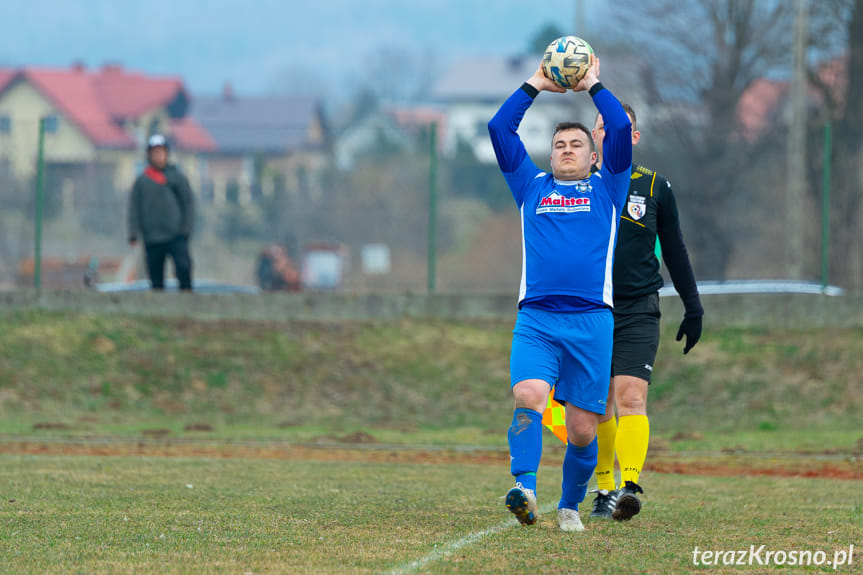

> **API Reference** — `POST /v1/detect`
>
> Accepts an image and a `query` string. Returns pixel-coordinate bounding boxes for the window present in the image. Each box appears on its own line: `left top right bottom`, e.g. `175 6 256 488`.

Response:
43 115 59 134
0 115 10 134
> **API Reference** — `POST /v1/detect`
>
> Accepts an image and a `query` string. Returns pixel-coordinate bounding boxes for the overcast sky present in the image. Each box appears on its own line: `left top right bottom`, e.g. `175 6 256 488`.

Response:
2 0 607 100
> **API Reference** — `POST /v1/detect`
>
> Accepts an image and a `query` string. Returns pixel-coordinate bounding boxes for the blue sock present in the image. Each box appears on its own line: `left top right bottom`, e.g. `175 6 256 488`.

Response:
508 407 542 493
559 436 598 510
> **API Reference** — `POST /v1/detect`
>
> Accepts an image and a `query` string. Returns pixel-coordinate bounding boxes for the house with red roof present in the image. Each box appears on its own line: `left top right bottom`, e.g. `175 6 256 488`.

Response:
735 54 847 142
0 63 215 202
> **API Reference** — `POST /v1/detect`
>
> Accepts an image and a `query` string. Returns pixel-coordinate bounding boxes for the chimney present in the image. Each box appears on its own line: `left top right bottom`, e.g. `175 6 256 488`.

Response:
222 81 234 102
71 60 86 73
101 62 123 74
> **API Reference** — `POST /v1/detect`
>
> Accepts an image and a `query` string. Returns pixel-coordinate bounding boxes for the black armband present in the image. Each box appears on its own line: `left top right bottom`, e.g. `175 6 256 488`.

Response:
520 82 539 99
589 82 605 97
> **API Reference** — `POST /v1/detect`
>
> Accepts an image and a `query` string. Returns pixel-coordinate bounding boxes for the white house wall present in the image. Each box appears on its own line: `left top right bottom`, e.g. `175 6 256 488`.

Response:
0 80 96 178
445 97 598 165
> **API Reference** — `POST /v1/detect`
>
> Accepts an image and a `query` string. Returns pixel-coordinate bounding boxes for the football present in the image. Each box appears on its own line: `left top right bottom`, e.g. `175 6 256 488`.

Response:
541 36 594 89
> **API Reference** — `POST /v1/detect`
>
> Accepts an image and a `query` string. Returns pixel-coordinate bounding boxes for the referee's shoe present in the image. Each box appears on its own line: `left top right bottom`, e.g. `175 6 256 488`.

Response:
612 481 644 521
589 488 618 519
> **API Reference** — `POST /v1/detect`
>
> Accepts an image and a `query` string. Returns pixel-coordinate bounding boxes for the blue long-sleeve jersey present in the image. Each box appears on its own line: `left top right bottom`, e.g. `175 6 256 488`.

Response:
488 83 632 310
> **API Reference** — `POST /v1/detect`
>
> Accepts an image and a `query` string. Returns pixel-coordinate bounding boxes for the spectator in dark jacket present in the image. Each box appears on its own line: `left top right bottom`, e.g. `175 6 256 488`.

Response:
127 134 195 290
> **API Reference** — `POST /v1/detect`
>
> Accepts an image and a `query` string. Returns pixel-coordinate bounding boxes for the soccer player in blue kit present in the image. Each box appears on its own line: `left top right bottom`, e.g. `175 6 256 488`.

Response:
488 54 632 532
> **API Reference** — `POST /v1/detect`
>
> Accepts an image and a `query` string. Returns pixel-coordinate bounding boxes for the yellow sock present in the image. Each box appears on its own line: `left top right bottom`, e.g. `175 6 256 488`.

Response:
594 417 618 491
616 415 649 485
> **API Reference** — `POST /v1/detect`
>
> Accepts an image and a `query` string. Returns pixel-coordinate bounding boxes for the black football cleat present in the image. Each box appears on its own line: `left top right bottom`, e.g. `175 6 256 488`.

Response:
589 488 618 519
612 481 644 521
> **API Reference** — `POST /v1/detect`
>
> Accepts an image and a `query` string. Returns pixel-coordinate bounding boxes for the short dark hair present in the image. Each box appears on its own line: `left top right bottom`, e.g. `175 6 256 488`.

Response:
596 102 635 131
552 121 595 152
596 103 637 130
621 103 637 129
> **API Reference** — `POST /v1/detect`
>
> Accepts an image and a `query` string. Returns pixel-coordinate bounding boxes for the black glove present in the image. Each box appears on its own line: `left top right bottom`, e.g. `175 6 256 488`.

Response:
676 316 702 355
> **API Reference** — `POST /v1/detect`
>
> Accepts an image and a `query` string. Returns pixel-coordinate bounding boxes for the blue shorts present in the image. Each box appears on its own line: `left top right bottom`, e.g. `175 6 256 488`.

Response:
510 306 613 415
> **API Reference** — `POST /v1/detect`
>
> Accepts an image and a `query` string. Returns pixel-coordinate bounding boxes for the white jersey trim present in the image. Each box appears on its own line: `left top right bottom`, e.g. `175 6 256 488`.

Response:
518 204 527 304
603 204 617 307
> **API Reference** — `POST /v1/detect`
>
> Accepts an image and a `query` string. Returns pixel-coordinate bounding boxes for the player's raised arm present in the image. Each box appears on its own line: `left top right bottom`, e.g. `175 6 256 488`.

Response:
488 64 565 175
576 56 631 177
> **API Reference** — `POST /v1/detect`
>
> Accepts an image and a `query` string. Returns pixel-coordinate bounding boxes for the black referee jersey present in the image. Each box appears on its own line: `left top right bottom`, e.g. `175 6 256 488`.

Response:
613 164 702 317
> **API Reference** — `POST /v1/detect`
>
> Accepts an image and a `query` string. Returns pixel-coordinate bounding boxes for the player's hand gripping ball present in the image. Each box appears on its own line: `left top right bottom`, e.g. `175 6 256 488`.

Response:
541 36 594 89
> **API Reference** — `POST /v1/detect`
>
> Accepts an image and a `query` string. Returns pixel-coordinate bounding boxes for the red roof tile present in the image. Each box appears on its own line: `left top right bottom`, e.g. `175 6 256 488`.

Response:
386 106 448 153
23 67 134 148
170 117 217 152
93 66 185 118
737 78 788 141
0 64 206 150
813 54 847 108
736 54 848 142
0 69 17 92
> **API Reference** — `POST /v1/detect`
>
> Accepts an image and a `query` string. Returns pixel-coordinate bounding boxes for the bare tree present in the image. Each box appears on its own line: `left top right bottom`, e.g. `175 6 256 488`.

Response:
806 0 862 287
359 44 441 105
829 0 863 286
611 0 793 280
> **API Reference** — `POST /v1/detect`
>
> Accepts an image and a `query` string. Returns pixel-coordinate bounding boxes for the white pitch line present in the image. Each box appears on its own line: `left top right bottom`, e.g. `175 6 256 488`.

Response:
386 502 558 575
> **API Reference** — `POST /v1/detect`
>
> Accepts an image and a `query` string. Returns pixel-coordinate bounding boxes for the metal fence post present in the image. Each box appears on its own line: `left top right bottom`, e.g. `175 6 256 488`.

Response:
34 117 46 293
427 122 438 293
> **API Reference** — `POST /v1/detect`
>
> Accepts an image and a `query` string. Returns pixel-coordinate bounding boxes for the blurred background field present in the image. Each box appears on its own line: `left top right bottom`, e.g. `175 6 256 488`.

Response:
2 0 862 293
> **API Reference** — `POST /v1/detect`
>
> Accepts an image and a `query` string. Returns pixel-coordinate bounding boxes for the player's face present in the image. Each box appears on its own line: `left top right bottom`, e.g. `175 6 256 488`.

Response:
592 113 639 167
592 115 605 161
550 129 595 181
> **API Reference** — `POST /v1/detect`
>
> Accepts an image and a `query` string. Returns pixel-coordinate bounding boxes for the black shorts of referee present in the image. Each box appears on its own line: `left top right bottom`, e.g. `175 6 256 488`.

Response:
612 292 661 384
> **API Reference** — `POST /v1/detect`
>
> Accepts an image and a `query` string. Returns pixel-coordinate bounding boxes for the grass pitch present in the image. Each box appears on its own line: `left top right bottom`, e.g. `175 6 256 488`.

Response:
1 450 861 574
1 310 861 573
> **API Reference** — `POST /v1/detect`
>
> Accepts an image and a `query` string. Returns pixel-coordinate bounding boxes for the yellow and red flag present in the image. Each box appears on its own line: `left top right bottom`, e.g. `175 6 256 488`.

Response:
542 395 568 443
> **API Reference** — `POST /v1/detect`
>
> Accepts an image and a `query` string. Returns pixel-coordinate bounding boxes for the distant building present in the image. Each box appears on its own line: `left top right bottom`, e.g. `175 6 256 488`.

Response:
191 84 330 204
735 54 847 143
0 63 215 198
334 105 446 170
432 53 653 163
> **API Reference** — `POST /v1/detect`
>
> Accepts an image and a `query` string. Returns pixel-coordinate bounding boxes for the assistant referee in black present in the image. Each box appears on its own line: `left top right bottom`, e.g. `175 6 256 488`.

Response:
588 103 703 521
